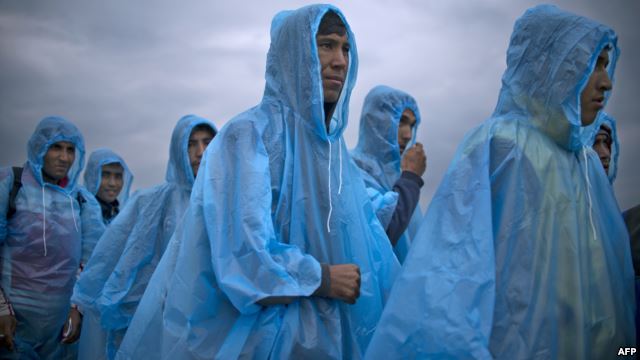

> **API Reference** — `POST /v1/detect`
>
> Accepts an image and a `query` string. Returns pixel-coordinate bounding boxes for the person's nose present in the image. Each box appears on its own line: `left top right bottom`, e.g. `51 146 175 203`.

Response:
196 142 206 158
331 48 347 70
599 71 612 92
60 150 72 163
400 127 412 142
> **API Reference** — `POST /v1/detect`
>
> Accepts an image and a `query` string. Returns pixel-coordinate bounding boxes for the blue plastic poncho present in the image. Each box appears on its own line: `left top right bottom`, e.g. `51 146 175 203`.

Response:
351 85 423 262
0 116 102 359
366 5 634 359
71 115 216 359
117 5 399 359
582 112 619 183
76 148 133 360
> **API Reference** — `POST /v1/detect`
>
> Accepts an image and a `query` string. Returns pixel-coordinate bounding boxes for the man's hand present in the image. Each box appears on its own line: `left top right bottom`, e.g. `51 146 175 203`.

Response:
60 307 82 344
401 142 427 176
0 315 16 351
328 264 361 304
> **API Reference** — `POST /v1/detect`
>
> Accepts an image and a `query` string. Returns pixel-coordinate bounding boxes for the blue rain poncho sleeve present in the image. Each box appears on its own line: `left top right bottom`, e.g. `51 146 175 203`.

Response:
202 120 322 314
369 127 496 359
71 190 142 312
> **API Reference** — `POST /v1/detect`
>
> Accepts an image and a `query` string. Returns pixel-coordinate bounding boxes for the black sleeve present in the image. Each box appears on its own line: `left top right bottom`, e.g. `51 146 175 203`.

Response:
387 171 424 246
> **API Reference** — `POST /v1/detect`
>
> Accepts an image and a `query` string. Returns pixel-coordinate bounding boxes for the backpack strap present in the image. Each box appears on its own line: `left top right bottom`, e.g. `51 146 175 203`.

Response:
7 167 23 219
6 167 83 218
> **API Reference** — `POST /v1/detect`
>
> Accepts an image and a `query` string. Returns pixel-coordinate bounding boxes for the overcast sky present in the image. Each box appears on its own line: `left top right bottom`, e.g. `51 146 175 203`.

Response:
1 0 638 211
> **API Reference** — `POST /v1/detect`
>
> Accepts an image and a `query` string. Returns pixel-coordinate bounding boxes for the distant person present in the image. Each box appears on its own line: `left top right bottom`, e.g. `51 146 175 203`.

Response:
366 5 634 359
351 85 426 262
0 116 103 359
84 148 133 225
117 5 399 359
71 115 216 359
75 148 133 360
589 113 617 180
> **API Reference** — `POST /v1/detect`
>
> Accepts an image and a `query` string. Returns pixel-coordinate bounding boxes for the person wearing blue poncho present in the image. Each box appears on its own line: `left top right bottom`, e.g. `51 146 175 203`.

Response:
79 148 134 265
71 115 216 359
0 116 103 359
351 85 426 263
366 5 635 359
74 148 134 360
117 5 399 359
84 148 134 226
587 113 617 182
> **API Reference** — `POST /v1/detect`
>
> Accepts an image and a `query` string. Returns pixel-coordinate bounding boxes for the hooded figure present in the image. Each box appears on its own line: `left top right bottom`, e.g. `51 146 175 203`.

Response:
583 112 618 183
84 148 134 224
351 85 424 263
366 5 634 359
71 115 216 359
0 116 102 359
76 148 133 360
117 5 399 359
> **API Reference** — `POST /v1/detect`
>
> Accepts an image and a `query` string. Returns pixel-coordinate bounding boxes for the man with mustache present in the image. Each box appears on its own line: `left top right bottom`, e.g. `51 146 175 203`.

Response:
0 117 103 359
117 5 399 359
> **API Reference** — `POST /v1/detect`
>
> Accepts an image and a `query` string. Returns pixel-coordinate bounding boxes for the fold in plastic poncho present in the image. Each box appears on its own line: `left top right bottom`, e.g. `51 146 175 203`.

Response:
351 85 423 263
117 5 399 359
0 116 102 359
582 112 619 183
366 5 634 359
71 115 217 359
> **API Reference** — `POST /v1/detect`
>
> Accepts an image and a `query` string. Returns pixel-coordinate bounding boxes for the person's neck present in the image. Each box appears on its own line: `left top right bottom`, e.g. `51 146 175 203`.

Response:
42 172 59 185
324 102 336 132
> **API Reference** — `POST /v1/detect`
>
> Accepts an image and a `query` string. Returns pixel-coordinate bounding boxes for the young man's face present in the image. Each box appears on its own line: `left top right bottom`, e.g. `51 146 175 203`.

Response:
398 108 416 155
97 162 124 203
580 49 612 126
42 141 75 183
316 32 350 103
592 126 612 175
188 128 215 177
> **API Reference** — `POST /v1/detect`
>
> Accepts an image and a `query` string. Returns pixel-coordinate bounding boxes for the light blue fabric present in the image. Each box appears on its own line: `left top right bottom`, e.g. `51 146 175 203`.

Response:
582 112 619 183
77 149 133 360
351 85 422 262
84 148 134 209
366 5 634 359
71 115 216 359
117 5 399 359
0 116 103 359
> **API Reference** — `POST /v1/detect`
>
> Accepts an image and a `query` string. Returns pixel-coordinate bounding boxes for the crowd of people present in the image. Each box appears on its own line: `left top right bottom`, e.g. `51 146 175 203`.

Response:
0 3 638 359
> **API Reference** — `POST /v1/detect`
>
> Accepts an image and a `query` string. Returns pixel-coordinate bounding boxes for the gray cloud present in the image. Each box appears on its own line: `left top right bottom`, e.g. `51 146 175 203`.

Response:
1 0 638 212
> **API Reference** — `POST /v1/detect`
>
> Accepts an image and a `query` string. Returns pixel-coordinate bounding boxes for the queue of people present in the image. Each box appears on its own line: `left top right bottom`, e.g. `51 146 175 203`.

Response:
0 3 637 359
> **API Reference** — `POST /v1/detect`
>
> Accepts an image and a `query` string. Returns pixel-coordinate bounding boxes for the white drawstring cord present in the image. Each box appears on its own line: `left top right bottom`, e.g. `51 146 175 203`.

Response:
327 139 333 233
338 139 343 195
67 193 79 233
583 148 597 240
42 186 47 256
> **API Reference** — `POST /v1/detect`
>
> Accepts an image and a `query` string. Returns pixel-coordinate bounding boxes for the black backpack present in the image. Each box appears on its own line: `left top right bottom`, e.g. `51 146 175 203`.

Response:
7 166 84 218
